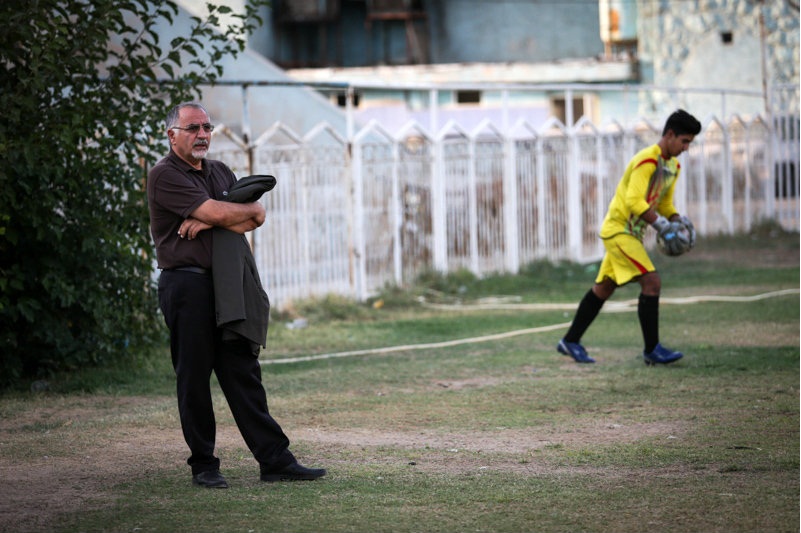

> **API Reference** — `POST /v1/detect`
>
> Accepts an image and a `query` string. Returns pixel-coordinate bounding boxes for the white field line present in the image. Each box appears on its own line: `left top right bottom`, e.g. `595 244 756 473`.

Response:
420 288 801 313
260 289 799 366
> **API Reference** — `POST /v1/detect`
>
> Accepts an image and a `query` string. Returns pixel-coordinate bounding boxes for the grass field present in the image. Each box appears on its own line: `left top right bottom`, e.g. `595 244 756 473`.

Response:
0 228 798 533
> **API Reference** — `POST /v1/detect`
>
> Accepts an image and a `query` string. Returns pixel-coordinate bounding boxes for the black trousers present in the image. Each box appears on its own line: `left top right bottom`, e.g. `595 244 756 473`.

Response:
158 270 296 475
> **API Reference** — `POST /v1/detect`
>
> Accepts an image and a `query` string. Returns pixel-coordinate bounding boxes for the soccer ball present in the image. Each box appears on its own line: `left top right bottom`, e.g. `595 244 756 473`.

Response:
656 221 693 257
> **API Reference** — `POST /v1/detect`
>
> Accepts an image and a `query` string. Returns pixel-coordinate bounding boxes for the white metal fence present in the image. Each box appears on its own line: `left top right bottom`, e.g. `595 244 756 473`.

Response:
208 110 799 309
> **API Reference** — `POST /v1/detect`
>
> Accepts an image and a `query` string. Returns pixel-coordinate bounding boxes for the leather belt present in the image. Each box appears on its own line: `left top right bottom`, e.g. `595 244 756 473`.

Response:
168 266 210 275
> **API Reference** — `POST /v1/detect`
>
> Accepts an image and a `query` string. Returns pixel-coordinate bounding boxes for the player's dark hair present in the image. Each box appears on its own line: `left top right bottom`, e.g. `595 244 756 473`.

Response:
663 109 702 136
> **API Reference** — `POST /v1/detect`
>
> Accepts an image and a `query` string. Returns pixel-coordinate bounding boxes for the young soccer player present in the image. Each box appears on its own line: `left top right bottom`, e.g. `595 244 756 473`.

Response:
557 109 702 365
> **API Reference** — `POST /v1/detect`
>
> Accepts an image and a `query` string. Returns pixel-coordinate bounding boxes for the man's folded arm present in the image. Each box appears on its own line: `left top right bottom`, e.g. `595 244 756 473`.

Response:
191 199 266 233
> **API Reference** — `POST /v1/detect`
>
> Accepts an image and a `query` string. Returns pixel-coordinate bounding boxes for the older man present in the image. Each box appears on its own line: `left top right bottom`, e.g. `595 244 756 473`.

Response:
147 101 325 488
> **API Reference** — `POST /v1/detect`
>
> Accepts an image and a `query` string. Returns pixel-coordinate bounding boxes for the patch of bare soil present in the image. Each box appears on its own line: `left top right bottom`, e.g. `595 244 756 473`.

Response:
293 419 682 462
0 395 686 533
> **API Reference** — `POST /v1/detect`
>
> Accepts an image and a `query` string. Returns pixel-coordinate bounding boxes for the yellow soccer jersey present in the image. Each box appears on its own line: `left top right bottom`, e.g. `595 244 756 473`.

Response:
599 144 681 241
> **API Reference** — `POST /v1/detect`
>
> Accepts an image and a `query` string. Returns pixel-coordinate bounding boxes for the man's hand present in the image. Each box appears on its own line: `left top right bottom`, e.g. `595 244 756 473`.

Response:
225 216 264 235
179 218 212 240
252 203 266 226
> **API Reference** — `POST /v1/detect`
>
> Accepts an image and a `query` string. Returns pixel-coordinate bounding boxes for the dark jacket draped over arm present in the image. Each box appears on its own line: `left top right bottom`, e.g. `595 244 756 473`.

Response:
212 175 276 347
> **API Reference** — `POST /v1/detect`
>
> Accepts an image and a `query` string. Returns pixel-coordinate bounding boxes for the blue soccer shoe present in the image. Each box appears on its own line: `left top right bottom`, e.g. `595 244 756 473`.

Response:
557 339 595 364
643 343 684 365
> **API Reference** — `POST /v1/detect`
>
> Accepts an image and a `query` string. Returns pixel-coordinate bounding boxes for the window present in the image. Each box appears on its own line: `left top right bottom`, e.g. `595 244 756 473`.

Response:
456 90 481 105
551 97 584 125
335 91 361 107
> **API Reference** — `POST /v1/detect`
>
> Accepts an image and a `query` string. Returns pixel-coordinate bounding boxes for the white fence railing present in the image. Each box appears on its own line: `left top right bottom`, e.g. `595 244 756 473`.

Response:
208 112 799 309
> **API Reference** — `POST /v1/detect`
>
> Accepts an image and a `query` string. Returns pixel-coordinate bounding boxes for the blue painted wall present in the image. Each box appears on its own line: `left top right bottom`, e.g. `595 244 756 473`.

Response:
426 0 604 63
262 0 605 67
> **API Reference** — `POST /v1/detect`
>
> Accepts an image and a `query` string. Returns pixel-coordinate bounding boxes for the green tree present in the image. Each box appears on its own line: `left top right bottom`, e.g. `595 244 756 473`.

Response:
0 0 269 389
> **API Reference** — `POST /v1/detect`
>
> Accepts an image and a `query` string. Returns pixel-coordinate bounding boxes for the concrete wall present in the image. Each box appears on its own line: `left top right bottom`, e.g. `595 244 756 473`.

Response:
637 0 799 118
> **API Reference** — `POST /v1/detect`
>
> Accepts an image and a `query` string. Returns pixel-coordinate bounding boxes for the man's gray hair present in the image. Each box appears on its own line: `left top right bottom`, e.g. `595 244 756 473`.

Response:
165 102 210 131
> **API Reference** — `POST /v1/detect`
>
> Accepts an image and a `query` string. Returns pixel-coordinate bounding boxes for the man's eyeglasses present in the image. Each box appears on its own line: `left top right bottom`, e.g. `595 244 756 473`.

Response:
171 123 215 134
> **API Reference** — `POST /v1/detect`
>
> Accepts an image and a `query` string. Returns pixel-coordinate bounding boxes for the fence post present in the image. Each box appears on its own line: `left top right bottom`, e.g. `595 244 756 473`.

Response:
392 140 403 285
765 114 776 221
346 86 355 143
535 138 547 259
429 89 439 133
468 138 479 274
299 148 312 298
241 84 253 176
594 132 605 259
722 122 735 233
696 139 708 234
744 120 753 232
432 136 448 272
567 130 583 261
503 136 519 272
351 140 367 301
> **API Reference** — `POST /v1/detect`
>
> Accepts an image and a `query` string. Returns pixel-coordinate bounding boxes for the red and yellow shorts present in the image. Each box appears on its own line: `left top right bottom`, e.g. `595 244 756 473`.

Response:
595 233 655 286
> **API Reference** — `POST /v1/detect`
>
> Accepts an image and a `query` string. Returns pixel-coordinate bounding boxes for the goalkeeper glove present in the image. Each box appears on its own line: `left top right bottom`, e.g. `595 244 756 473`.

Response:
678 215 696 249
653 216 687 256
652 215 671 234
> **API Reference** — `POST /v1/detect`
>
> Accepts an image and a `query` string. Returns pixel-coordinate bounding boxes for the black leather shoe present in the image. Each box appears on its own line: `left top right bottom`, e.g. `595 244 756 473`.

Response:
192 470 229 488
260 462 327 482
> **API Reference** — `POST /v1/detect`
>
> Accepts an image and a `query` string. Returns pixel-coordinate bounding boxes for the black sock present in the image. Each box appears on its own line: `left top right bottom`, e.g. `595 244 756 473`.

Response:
638 293 660 353
564 289 605 343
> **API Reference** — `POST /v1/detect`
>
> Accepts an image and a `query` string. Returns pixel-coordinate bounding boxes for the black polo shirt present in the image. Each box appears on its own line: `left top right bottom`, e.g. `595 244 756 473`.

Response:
147 150 237 270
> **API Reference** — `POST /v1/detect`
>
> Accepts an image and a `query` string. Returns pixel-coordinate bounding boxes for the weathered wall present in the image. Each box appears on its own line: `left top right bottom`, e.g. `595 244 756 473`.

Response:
425 0 605 63
638 0 799 117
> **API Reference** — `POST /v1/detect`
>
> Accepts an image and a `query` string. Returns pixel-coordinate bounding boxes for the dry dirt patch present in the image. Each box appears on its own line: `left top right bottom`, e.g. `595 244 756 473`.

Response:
0 394 684 532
